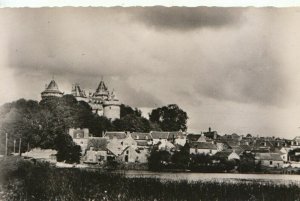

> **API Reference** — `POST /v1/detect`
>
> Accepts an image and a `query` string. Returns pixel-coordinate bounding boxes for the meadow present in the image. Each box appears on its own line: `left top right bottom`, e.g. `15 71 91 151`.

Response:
1 157 300 201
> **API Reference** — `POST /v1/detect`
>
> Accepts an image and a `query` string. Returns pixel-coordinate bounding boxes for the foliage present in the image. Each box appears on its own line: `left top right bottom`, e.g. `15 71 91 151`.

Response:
171 145 190 169
148 149 171 171
288 148 300 162
149 104 188 131
1 158 300 201
120 104 142 118
238 152 256 173
112 114 151 132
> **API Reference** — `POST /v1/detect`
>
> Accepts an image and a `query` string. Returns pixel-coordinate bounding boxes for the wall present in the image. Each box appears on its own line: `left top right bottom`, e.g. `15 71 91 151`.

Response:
103 104 120 120
190 148 218 155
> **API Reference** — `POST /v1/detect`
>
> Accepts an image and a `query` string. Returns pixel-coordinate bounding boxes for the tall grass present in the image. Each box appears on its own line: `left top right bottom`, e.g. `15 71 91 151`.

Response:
1 157 300 201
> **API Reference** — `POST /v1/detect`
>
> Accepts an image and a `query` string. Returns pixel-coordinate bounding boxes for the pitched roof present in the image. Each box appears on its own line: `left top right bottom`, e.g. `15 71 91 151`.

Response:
189 142 217 150
167 131 185 140
187 134 201 142
104 132 127 140
131 132 152 140
255 153 283 161
137 141 149 146
214 150 232 158
150 131 170 139
87 137 108 151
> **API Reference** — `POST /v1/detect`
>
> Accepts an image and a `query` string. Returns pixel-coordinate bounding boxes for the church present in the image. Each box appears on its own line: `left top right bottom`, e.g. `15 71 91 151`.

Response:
41 79 121 120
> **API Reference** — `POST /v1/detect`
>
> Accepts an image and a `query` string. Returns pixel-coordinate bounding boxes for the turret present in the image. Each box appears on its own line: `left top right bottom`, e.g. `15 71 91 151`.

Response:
71 83 87 102
41 79 63 99
103 90 121 120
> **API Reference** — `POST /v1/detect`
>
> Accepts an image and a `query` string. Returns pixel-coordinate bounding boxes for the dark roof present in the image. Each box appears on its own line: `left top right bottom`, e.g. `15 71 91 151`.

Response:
131 132 152 140
151 131 170 139
87 137 108 151
136 141 149 146
187 134 201 142
167 131 185 140
214 150 232 158
104 132 127 140
189 142 217 150
255 153 282 161
239 145 252 151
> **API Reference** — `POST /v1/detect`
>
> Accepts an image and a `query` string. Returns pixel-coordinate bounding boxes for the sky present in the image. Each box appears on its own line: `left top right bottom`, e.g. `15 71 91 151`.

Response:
1 7 300 138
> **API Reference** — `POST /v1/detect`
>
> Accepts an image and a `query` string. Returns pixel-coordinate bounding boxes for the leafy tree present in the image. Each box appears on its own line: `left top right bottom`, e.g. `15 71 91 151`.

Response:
171 145 190 169
148 149 171 171
238 152 255 173
120 104 142 118
112 114 151 132
149 104 188 131
289 148 300 162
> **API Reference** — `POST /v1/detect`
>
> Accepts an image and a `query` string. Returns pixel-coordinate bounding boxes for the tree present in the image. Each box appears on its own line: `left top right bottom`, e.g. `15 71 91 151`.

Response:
288 148 300 162
55 133 81 163
120 104 142 118
112 114 151 132
238 152 255 173
171 146 190 169
148 149 171 171
149 104 188 131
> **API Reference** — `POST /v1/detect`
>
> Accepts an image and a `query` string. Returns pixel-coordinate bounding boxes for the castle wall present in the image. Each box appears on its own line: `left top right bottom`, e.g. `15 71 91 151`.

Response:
103 104 120 120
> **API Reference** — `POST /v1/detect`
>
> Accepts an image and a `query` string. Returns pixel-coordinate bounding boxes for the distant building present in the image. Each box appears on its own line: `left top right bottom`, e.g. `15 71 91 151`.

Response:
41 78 121 120
71 80 121 120
41 79 64 99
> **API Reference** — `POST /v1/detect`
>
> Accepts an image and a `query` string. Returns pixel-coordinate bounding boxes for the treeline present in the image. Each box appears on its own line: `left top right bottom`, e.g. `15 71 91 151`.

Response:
0 95 188 163
148 146 261 173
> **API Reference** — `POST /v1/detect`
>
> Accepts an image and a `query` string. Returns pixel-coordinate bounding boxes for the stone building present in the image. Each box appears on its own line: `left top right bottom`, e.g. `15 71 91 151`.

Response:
41 78 121 120
71 80 121 120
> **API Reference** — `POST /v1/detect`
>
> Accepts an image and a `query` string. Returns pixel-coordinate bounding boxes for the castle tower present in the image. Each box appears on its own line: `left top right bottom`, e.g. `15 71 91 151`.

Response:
103 90 121 120
41 79 63 99
93 80 109 101
71 83 87 102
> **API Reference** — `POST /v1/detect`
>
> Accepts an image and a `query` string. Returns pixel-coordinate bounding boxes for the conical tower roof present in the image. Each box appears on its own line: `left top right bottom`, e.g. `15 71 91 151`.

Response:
46 80 60 91
41 79 63 99
96 80 108 93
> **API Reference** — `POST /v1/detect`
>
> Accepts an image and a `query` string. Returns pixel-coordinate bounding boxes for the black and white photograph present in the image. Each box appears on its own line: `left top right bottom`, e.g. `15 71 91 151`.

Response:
1 3 300 200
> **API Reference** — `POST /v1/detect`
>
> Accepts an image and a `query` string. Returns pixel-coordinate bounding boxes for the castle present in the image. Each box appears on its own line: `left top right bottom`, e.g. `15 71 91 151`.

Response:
41 79 121 120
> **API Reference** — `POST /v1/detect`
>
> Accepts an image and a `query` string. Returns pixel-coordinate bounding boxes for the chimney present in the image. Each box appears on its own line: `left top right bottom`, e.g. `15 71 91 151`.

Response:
209 127 211 132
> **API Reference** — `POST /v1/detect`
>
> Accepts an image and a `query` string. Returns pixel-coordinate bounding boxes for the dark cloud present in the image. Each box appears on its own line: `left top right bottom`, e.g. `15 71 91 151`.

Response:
133 7 245 31
1 7 300 138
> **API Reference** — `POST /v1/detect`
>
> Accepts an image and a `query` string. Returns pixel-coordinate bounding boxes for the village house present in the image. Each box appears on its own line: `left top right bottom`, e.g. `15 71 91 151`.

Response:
69 128 90 154
189 141 218 155
84 137 108 164
130 132 153 148
119 146 148 163
255 153 284 168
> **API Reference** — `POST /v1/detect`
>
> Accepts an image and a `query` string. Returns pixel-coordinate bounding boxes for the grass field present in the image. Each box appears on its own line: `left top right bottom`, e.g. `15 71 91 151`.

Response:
1 157 300 201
